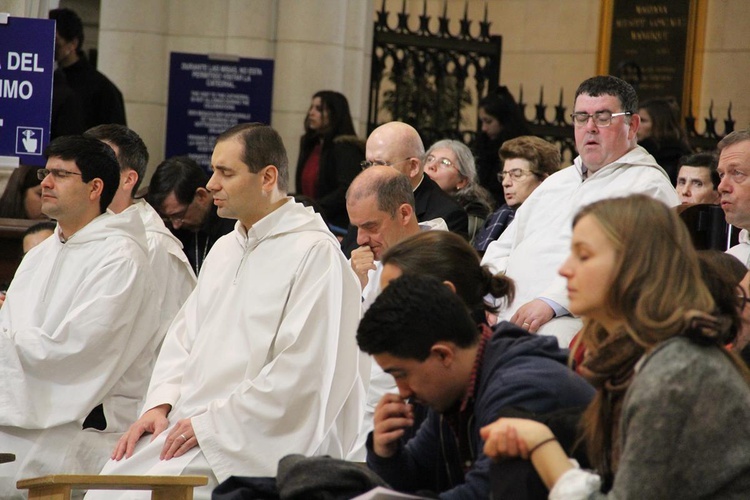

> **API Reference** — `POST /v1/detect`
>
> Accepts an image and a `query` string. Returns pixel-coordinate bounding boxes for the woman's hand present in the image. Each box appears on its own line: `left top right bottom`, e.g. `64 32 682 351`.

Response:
480 417 555 460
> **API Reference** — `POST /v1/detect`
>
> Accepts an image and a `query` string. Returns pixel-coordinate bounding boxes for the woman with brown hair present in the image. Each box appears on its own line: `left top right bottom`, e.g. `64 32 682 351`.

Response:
637 97 692 184
0 165 46 219
473 136 561 254
380 230 512 319
481 194 750 498
473 86 531 202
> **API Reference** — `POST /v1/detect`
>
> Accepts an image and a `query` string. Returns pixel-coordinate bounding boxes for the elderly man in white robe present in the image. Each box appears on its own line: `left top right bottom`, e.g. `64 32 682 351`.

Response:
85 124 196 332
88 123 365 500
0 136 162 498
482 76 679 347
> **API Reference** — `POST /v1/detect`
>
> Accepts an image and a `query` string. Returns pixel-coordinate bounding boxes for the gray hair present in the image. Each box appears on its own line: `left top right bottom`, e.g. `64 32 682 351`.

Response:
425 139 494 212
426 139 478 185
718 129 750 153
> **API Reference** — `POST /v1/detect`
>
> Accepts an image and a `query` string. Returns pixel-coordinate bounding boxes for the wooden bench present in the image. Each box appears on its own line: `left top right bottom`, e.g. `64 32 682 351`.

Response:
16 475 208 500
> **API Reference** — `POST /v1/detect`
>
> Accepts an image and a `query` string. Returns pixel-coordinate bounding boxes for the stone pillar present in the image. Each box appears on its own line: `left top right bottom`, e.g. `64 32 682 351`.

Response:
98 0 169 186
273 0 373 189
96 0 372 190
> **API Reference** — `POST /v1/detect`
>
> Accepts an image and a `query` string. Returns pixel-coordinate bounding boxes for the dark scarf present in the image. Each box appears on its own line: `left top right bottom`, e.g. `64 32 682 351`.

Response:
580 315 728 491
580 330 644 491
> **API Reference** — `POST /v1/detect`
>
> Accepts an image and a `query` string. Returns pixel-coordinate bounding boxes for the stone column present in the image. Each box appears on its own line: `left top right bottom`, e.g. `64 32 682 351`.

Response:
96 0 372 189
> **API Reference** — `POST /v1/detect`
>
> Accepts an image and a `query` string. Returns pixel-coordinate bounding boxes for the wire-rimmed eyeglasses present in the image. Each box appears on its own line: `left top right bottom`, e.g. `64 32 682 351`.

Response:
424 155 456 170
497 168 540 182
37 168 83 180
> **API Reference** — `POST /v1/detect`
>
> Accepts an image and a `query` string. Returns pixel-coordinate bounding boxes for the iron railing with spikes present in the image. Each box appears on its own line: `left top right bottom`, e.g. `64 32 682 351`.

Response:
369 0 502 146
518 85 735 159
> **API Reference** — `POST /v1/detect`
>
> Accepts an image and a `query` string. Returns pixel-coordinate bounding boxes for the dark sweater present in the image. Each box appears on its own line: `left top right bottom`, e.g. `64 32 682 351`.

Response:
367 323 594 499
60 56 126 129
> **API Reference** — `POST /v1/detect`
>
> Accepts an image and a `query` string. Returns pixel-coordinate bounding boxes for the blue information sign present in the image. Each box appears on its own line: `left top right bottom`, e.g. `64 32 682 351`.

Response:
0 15 55 166
165 52 274 169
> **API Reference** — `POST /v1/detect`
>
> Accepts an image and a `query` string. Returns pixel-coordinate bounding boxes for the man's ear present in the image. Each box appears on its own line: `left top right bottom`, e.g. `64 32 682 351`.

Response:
628 113 641 142
397 203 414 225
430 343 455 366
89 178 104 202
194 187 211 205
442 280 457 294
408 157 421 179
261 165 279 193
121 169 138 191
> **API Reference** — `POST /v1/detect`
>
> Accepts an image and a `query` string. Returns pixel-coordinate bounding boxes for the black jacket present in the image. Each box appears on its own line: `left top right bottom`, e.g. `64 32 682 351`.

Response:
414 175 468 238
295 135 365 229
60 56 126 129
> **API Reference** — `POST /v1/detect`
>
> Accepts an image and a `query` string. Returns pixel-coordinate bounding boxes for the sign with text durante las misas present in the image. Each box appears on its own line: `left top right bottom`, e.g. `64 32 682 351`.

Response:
165 52 274 171
0 14 55 167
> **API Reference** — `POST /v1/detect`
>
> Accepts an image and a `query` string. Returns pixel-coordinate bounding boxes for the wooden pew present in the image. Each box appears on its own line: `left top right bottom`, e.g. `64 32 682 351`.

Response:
17 475 208 500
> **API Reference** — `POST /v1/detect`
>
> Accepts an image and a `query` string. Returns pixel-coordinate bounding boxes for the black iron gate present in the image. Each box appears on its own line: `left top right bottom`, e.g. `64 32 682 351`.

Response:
368 0 502 147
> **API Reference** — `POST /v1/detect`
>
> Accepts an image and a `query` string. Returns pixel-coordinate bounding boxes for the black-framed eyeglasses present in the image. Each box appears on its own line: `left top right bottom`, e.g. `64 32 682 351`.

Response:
498 168 540 182
360 158 413 170
570 111 631 127
37 168 83 180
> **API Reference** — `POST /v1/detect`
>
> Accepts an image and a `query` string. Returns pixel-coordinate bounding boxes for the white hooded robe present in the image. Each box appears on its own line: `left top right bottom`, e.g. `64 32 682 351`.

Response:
0 210 162 498
482 146 680 346
88 199 365 500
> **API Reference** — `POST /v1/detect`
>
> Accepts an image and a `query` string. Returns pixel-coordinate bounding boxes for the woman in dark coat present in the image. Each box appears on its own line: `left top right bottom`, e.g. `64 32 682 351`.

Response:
296 91 364 233
637 97 692 184
473 86 530 203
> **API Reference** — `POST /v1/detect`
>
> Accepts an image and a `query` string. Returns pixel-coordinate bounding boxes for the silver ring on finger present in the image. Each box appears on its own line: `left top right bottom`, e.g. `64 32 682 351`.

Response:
180 433 188 442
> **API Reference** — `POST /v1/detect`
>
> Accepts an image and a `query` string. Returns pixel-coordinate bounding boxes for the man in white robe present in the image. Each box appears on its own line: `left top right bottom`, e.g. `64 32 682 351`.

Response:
85 124 196 332
346 166 446 461
88 124 365 500
0 136 162 498
482 76 679 347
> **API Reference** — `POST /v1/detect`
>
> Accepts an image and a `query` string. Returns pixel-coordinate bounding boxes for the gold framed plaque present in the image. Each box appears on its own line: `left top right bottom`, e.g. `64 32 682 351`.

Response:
597 0 707 116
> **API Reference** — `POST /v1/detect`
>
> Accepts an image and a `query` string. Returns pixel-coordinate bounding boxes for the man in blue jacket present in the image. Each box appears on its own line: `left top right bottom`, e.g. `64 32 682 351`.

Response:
358 274 594 499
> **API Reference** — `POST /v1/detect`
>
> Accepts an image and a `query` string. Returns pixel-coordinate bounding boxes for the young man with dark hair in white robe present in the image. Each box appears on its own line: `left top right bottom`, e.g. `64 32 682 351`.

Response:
0 136 162 498
88 124 366 500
